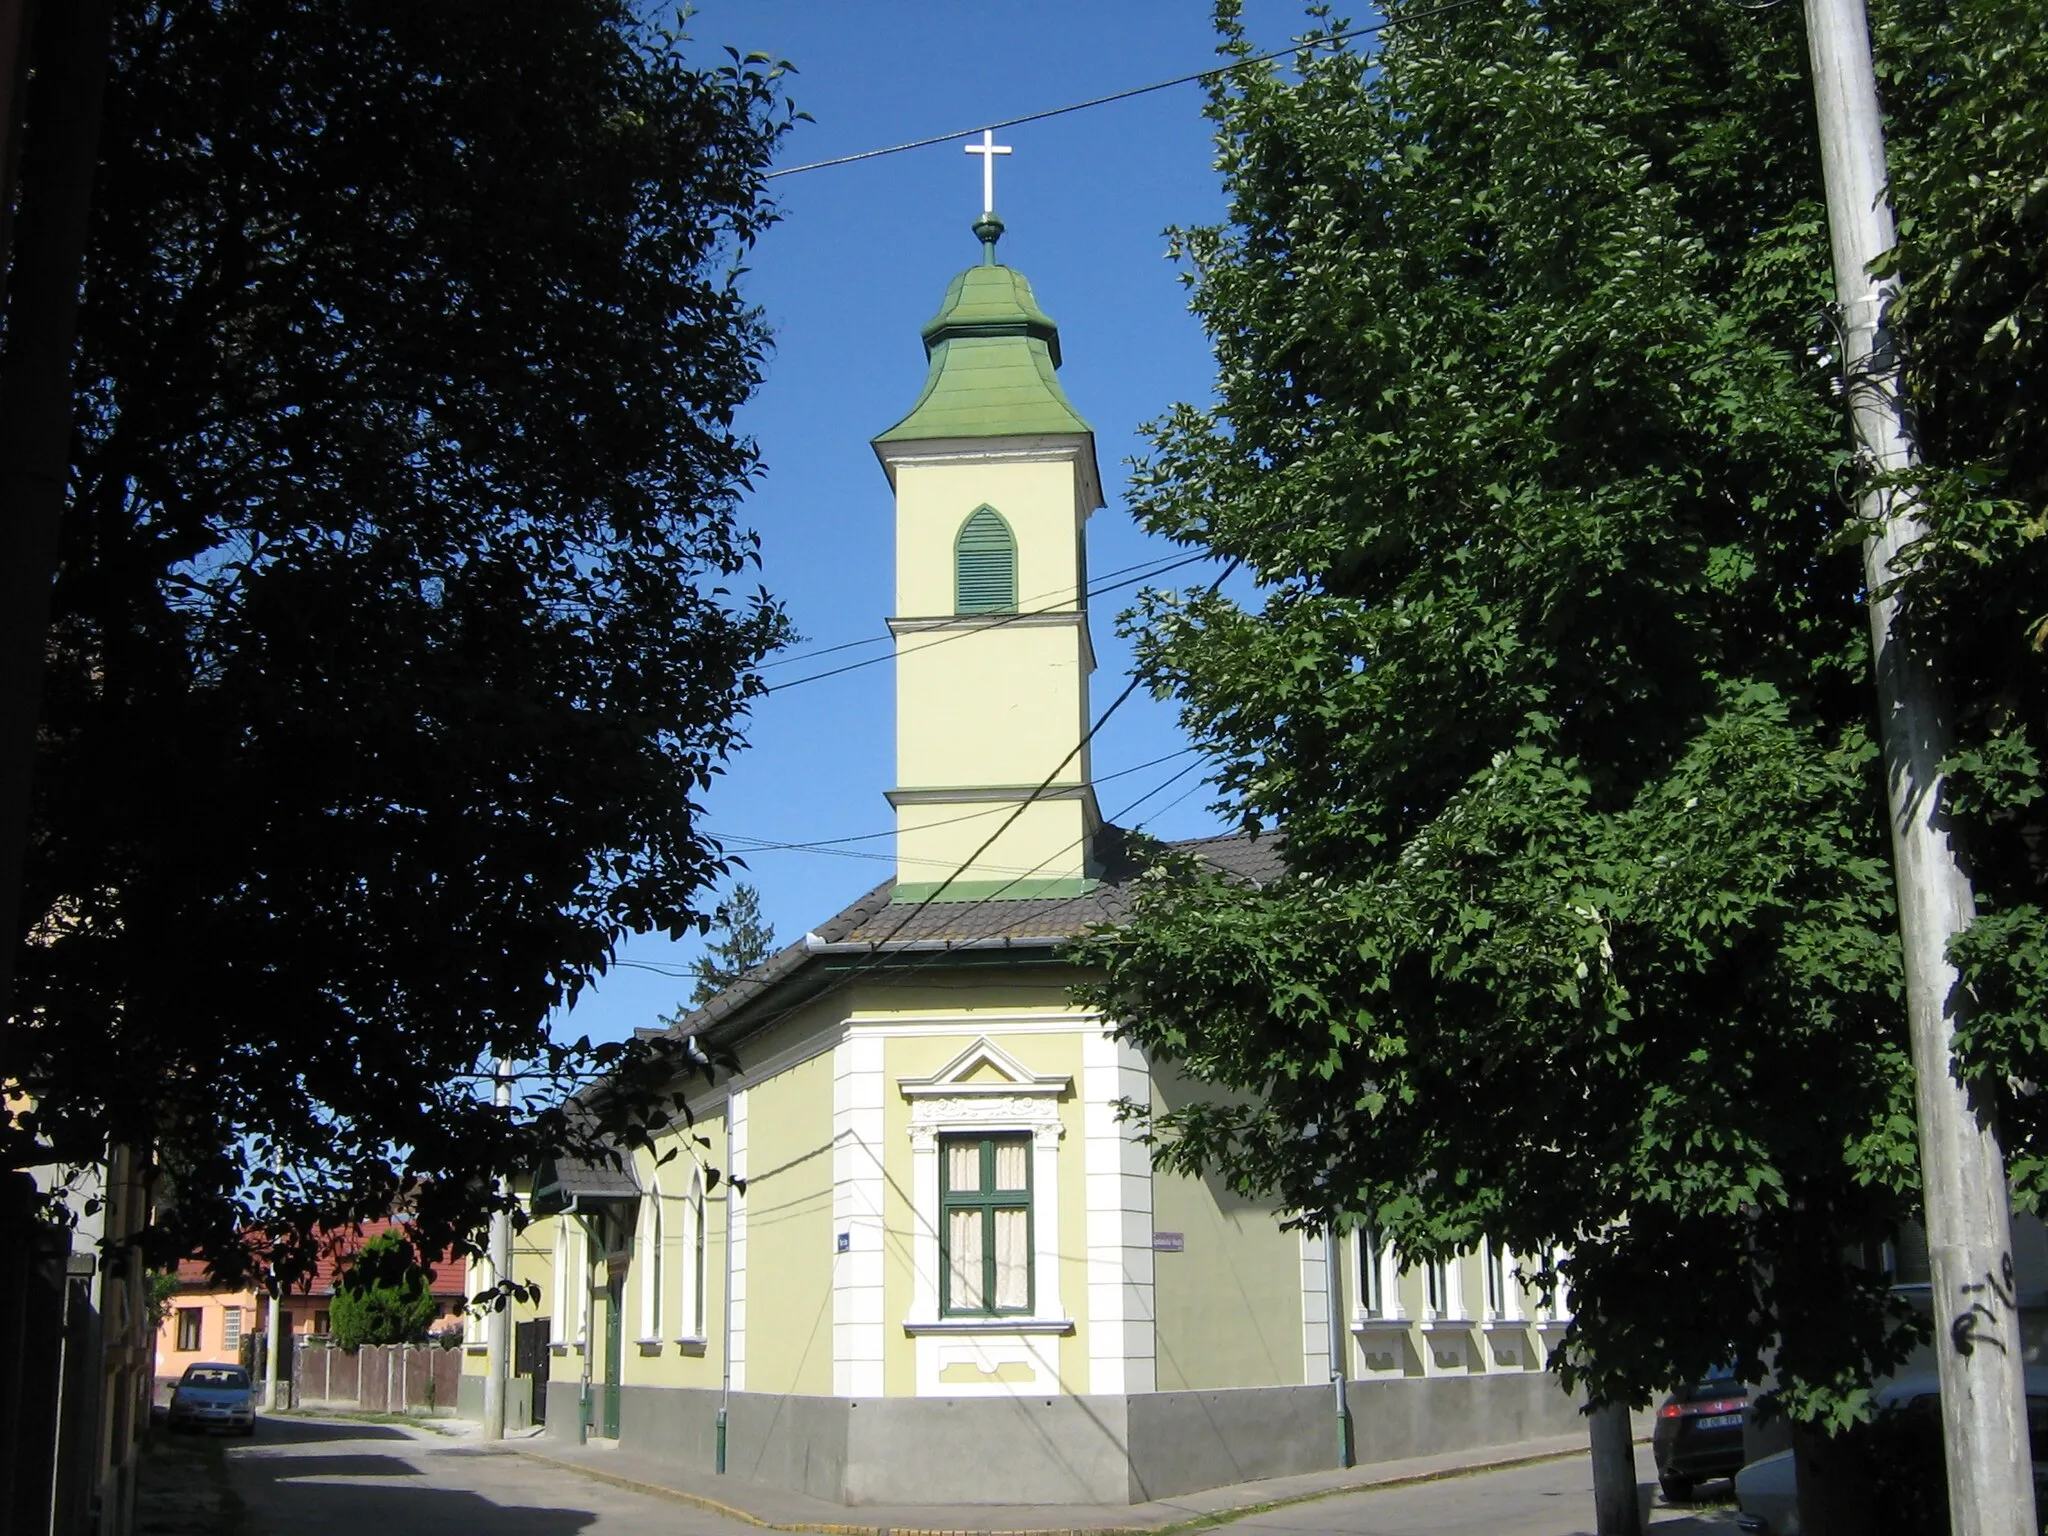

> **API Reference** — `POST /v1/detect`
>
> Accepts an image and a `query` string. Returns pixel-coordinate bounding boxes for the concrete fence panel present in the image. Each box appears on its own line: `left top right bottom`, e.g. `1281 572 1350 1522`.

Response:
290 1343 462 1416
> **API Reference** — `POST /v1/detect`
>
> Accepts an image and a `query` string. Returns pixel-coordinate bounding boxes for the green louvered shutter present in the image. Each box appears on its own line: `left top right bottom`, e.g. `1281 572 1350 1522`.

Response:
955 506 1017 614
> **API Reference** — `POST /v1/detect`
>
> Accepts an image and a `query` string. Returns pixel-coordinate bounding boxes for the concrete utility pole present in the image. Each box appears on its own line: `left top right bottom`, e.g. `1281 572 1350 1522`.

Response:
1801 2 2038 1532
263 1150 284 1411
263 1284 281 1410
481 1060 513 1440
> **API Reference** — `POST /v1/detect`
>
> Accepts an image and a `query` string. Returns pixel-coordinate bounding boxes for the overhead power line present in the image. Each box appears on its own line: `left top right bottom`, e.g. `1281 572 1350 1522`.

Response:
617 559 1243 1051
764 549 1213 694
757 548 1204 673
849 556 1239 937
605 744 1215 982
763 0 1489 181
712 744 1200 855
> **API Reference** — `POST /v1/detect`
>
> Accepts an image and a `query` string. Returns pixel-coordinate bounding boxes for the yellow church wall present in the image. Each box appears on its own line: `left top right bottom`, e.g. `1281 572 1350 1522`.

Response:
1149 1163 1305 1391
895 623 1089 790
617 1101 728 1392
512 1224 552 1308
1147 1068 1305 1391
478 1101 738 1399
1397 1264 1426 1322
896 798 1090 893
738 1046 836 1398
853 971 1088 1017
891 455 1087 617
503 974 1130 1405
460 1216 556 1378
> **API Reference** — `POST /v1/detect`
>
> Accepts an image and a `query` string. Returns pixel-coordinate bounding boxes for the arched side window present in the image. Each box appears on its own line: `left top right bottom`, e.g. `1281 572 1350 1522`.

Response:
955 506 1017 615
637 1188 663 1342
689 1170 709 1339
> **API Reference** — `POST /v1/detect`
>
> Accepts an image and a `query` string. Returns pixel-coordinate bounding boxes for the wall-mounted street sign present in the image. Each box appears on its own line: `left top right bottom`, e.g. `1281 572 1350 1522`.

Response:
1152 1232 1185 1253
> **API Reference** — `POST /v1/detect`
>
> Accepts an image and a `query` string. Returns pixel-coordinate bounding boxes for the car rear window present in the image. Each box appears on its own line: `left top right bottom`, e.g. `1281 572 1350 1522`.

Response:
182 1366 249 1387
1682 1375 1747 1402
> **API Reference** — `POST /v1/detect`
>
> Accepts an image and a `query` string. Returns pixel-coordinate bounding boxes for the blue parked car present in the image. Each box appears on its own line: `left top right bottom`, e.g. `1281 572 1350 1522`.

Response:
167 1362 255 1435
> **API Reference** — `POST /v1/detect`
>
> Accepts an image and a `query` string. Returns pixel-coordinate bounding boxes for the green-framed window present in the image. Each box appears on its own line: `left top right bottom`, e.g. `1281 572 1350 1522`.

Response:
955 506 1017 614
940 1133 1032 1316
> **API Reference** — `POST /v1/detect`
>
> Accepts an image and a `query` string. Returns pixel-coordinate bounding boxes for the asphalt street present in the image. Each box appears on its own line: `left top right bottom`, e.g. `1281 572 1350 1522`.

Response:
223 1419 747 1536
217 1417 1747 1536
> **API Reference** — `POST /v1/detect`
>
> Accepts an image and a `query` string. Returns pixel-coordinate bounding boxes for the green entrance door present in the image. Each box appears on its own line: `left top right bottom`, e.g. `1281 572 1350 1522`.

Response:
603 1276 623 1439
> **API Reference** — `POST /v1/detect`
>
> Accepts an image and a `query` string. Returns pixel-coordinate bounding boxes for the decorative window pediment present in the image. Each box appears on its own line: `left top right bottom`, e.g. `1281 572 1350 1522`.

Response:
897 1036 1072 1101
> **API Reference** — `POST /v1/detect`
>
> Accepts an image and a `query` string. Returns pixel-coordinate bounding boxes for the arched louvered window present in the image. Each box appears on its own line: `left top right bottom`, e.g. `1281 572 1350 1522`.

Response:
955 506 1017 614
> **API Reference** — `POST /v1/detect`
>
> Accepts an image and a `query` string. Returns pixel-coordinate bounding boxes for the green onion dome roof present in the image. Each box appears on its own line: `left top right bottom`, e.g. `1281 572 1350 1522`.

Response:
875 215 1093 443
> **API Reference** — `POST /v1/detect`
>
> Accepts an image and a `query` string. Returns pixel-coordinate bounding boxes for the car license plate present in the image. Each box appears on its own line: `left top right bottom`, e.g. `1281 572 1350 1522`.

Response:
1696 1413 1743 1430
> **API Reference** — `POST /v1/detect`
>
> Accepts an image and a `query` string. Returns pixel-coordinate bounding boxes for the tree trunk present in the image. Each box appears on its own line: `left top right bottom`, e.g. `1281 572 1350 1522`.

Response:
1589 1400 1644 1536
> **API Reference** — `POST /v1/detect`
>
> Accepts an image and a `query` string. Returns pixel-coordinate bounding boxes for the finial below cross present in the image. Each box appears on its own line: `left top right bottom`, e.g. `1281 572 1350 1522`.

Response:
964 129 1012 216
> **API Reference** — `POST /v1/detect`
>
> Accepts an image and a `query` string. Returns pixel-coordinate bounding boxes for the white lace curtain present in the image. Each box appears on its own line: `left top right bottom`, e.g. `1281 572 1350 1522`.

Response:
945 1137 1031 1312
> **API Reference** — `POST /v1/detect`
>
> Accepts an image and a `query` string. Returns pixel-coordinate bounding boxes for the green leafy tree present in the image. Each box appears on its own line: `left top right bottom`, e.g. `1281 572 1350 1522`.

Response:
328 1230 439 1352
1878 0 2048 1206
679 883 778 1011
5 0 796 1281
1076 0 2045 1424
145 1271 181 1329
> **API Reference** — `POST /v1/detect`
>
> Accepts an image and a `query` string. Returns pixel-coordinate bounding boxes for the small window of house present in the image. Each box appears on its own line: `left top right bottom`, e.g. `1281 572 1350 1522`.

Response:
940 1133 1031 1316
955 506 1017 614
1356 1228 1384 1318
691 1176 708 1339
222 1305 241 1350
1425 1258 1450 1319
176 1308 202 1352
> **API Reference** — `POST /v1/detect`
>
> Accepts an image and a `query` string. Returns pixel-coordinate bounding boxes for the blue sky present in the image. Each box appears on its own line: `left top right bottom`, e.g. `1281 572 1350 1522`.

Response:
559 3 1327 1045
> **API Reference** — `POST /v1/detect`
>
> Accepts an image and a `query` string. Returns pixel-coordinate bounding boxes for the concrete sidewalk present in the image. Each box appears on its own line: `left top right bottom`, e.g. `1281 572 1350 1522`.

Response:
513 1429 1598 1536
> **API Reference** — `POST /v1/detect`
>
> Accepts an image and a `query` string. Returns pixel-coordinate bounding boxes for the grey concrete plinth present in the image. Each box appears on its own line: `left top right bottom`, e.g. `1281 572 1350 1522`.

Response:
537 1373 1589 1506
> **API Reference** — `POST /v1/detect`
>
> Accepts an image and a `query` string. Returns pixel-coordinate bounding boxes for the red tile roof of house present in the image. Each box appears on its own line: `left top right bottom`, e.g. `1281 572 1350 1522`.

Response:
173 1218 467 1298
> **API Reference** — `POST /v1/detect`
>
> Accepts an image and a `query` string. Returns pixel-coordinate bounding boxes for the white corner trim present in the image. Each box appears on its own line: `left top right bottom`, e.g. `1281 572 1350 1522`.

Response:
833 1032 887 1399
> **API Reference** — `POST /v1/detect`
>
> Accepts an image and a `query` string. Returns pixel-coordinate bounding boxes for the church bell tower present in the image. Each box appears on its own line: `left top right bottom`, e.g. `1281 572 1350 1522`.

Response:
872 163 1103 902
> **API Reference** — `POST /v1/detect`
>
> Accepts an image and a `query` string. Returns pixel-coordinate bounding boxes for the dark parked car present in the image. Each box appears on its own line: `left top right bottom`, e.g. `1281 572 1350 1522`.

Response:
167 1362 255 1435
1735 1370 2048 1535
1654 1369 1749 1501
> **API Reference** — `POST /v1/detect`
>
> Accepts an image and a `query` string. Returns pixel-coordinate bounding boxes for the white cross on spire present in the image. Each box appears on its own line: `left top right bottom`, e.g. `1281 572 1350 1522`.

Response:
964 129 1012 216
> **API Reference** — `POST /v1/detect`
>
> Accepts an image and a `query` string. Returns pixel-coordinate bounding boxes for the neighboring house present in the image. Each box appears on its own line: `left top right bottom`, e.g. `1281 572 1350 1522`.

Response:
464 211 1585 1505
14 1136 154 1536
156 1219 467 1386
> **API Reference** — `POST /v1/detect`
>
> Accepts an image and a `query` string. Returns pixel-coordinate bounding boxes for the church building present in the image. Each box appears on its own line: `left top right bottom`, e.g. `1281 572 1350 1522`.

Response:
462 180 1587 1505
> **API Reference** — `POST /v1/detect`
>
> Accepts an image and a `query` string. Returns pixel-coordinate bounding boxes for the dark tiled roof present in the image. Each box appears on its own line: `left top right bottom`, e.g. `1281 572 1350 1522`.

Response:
530 1152 641 1216
652 826 1284 1047
834 827 1282 944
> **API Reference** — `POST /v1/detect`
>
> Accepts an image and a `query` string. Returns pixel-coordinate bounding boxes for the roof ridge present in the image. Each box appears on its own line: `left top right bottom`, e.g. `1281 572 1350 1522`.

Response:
654 831 1286 1043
